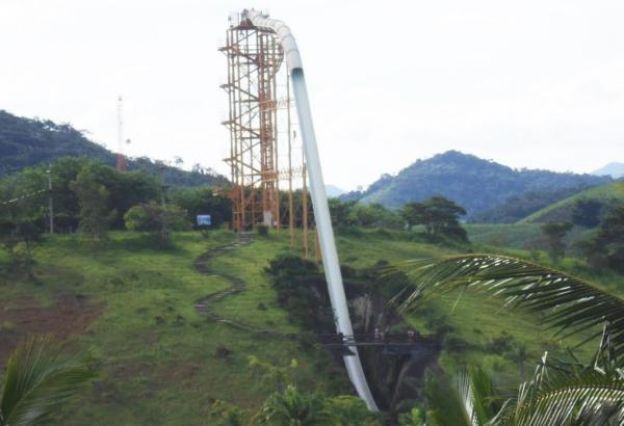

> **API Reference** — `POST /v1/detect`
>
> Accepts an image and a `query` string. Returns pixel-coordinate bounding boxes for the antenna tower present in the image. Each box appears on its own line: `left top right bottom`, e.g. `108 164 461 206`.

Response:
116 96 128 172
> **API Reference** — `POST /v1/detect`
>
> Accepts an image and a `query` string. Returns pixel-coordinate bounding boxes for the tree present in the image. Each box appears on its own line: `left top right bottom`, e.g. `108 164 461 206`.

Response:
572 198 604 228
580 204 624 273
328 199 356 227
0 167 49 233
72 161 159 228
264 255 333 331
0 216 42 276
0 336 96 425
540 221 572 262
124 202 189 247
401 197 468 242
421 346 624 425
169 186 230 228
346 203 401 228
400 203 427 231
69 169 115 240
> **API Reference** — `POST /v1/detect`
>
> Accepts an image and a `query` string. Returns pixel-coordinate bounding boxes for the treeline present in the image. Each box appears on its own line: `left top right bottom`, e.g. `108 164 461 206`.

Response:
328 196 469 243
1 156 470 238
0 109 228 187
0 157 231 239
0 110 111 176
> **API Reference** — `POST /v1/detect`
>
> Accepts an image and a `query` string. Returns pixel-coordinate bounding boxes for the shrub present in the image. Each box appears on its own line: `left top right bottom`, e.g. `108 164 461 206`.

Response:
256 224 269 237
124 202 190 247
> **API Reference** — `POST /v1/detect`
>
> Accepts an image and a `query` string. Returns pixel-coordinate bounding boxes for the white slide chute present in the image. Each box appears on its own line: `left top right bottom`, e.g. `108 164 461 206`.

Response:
242 9 379 411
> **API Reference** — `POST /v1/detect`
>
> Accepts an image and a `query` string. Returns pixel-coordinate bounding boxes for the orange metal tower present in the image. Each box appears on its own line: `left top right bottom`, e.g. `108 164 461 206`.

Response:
220 15 306 236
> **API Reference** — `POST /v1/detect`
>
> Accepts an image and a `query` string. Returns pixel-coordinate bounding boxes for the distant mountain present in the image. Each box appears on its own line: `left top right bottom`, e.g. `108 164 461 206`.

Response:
0 110 228 187
592 162 624 179
348 151 610 218
325 184 346 198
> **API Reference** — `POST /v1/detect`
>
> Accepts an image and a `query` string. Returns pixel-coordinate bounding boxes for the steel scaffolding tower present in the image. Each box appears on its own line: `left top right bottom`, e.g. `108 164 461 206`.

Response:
221 17 303 233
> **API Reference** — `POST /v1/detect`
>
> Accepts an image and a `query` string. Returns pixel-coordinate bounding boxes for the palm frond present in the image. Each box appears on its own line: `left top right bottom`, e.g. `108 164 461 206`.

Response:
0 336 96 426
424 373 473 426
509 371 624 425
254 385 328 425
423 367 503 426
469 366 502 424
392 255 624 357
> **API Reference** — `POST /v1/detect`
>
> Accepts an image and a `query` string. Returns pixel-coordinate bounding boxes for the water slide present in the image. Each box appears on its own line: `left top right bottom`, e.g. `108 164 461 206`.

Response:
241 9 379 412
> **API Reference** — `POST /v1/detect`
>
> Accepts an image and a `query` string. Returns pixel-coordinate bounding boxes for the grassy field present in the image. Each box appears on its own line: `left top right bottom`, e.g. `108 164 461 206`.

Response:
1 231 351 424
465 223 543 250
0 228 621 423
465 222 601 260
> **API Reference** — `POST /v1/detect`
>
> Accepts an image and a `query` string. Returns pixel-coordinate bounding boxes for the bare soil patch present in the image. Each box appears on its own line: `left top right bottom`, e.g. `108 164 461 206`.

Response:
0 293 104 363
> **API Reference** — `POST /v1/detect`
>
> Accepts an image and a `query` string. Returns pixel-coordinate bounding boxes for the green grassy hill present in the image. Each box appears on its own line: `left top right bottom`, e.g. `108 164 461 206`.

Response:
465 223 544 250
0 229 619 423
1 231 343 424
519 180 624 224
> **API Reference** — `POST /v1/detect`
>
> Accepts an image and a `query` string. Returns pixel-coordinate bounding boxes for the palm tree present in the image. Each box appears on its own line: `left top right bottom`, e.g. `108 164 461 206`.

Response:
0 336 96 426
391 254 624 424
425 339 624 425
254 385 329 425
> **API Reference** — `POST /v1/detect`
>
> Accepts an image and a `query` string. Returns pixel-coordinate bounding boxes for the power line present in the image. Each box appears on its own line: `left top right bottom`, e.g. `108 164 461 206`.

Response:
0 189 47 206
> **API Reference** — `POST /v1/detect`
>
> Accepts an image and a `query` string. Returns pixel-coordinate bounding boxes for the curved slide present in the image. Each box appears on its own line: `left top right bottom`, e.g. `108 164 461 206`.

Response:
241 9 379 411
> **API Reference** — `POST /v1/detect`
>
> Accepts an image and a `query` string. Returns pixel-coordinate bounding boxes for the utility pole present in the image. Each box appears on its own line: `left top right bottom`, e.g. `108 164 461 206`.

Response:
159 163 167 208
47 166 54 234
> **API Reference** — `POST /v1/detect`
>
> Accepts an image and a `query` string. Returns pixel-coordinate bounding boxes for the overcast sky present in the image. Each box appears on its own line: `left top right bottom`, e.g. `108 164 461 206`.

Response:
1 0 623 190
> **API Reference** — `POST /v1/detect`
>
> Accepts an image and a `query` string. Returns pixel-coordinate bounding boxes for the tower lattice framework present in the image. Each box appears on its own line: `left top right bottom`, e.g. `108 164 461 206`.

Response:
220 15 310 247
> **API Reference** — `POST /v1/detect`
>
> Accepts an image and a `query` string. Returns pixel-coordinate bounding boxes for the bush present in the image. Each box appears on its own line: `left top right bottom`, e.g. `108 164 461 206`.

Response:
256 224 269 237
124 202 189 232
485 332 515 354
208 400 244 426
124 202 190 247
324 395 382 425
264 255 332 332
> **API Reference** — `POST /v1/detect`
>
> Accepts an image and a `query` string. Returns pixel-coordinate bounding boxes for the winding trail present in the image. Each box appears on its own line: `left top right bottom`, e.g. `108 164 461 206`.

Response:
193 233 283 337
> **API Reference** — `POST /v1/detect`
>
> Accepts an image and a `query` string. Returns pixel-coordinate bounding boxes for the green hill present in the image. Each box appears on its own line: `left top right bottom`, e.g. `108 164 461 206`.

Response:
519 180 624 224
1 229 613 423
0 110 228 187
347 151 609 217
469 186 594 224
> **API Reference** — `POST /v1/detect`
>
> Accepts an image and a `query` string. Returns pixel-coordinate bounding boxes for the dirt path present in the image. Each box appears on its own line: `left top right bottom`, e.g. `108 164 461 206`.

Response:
193 233 283 337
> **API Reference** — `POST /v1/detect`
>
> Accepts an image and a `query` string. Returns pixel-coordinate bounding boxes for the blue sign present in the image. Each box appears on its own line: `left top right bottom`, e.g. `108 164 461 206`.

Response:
196 215 212 226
